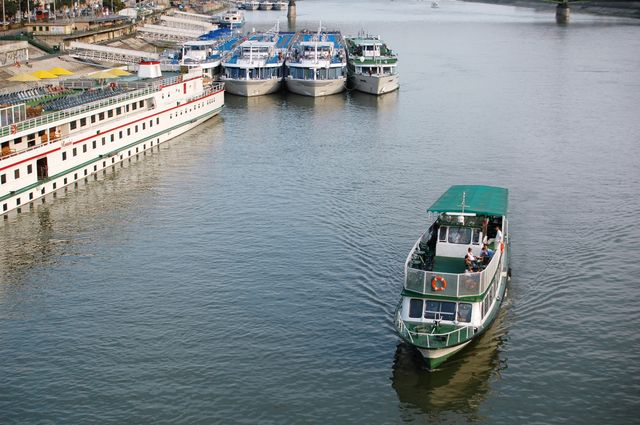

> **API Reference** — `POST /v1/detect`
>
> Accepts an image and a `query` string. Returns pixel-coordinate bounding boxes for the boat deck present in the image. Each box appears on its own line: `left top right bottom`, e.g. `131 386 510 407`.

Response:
433 256 465 274
399 322 474 349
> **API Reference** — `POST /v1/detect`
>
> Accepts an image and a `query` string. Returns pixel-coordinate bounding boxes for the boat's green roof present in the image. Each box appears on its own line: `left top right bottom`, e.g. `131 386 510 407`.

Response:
428 185 508 216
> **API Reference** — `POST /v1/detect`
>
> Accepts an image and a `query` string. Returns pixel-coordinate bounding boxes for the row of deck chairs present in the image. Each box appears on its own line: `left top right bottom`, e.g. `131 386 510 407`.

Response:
0 86 63 106
42 86 125 112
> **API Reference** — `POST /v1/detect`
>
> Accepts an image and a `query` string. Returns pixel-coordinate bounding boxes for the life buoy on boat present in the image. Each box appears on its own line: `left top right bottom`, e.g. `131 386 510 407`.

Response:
431 276 447 292
500 242 504 253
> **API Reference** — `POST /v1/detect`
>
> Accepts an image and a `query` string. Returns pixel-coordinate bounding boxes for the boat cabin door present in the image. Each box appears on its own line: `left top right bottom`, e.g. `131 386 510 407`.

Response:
36 157 48 181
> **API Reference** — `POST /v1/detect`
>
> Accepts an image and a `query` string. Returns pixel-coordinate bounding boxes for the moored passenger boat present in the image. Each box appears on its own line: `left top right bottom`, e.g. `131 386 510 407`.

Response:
217 10 245 28
221 29 295 96
394 185 510 370
179 29 243 80
258 1 273 10
285 28 347 97
0 63 224 216
272 1 287 10
244 0 259 10
345 32 399 95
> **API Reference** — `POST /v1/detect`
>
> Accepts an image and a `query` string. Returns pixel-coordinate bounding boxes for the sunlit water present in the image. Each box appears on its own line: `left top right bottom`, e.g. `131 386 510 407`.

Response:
1 1 639 423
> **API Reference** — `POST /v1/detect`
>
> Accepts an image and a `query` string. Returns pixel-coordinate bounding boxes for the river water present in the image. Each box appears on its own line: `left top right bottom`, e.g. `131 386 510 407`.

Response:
1 1 640 423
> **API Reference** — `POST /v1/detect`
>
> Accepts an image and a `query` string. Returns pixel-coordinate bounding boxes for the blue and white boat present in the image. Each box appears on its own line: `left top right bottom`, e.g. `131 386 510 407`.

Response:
285 27 347 97
180 29 242 79
222 27 295 96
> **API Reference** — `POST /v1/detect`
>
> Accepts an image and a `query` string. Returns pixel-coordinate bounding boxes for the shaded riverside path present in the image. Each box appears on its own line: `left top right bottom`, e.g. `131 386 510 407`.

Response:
1 0 640 423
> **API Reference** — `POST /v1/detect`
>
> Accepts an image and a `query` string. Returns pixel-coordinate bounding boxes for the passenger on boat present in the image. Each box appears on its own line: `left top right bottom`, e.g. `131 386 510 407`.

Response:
464 257 475 274
480 244 494 265
465 248 479 272
486 224 503 249
494 225 503 246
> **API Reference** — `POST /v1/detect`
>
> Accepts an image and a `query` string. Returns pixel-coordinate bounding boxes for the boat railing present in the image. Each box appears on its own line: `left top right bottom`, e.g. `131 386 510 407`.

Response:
410 325 474 349
0 86 157 140
404 249 502 297
185 83 225 102
395 310 474 348
394 310 415 344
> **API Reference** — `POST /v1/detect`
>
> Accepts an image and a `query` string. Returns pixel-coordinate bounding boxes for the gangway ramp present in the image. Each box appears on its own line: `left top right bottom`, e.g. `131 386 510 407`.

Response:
160 15 217 32
68 42 160 65
138 25 206 42
173 10 215 23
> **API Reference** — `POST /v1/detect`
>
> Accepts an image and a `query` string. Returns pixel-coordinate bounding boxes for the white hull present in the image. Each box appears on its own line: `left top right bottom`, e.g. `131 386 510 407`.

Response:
285 77 346 97
351 73 399 95
223 78 282 96
418 341 470 362
1 79 224 216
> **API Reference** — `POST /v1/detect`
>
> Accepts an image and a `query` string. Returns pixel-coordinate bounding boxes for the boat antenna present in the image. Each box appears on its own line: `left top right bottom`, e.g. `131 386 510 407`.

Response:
458 191 468 224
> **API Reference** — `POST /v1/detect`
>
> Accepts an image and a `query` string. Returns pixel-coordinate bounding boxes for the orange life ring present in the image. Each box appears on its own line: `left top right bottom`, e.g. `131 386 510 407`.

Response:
431 276 447 292
500 242 504 253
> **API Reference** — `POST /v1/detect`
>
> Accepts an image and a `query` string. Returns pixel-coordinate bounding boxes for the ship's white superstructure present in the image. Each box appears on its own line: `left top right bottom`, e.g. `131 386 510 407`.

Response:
0 63 224 216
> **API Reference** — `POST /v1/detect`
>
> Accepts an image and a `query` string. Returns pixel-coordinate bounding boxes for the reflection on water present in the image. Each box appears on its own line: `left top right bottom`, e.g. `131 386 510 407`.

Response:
0 116 225 286
392 307 509 419
0 208 59 286
224 91 286 110
347 89 400 112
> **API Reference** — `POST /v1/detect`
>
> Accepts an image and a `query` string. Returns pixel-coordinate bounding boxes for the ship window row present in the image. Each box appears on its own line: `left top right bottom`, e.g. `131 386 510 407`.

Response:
224 67 282 79
356 66 396 76
1 163 35 185
481 281 498 319
408 299 472 323
438 226 481 245
3 111 164 188
61 117 161 162
68 100 147 131
288 67 345 80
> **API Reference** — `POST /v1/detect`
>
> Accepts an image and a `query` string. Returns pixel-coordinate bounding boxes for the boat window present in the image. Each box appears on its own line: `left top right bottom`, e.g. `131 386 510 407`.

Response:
448 227 471 244
457 303 472 323
425 301 456 321
438 227 447 242
409 299 423 318
472 229 481 245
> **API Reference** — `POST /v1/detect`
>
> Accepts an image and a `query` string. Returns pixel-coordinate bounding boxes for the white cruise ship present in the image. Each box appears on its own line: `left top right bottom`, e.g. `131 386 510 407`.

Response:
0 63 224 216
285 29 347 97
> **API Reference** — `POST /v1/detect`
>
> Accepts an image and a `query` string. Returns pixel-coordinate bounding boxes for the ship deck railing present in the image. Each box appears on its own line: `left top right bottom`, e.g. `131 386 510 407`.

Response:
0 74 203 141
186 82 224 102
404 247 502 297
395 313 475 349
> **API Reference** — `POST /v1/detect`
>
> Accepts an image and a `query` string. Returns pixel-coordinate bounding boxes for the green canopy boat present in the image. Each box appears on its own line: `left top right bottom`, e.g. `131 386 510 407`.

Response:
394 185 511 370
